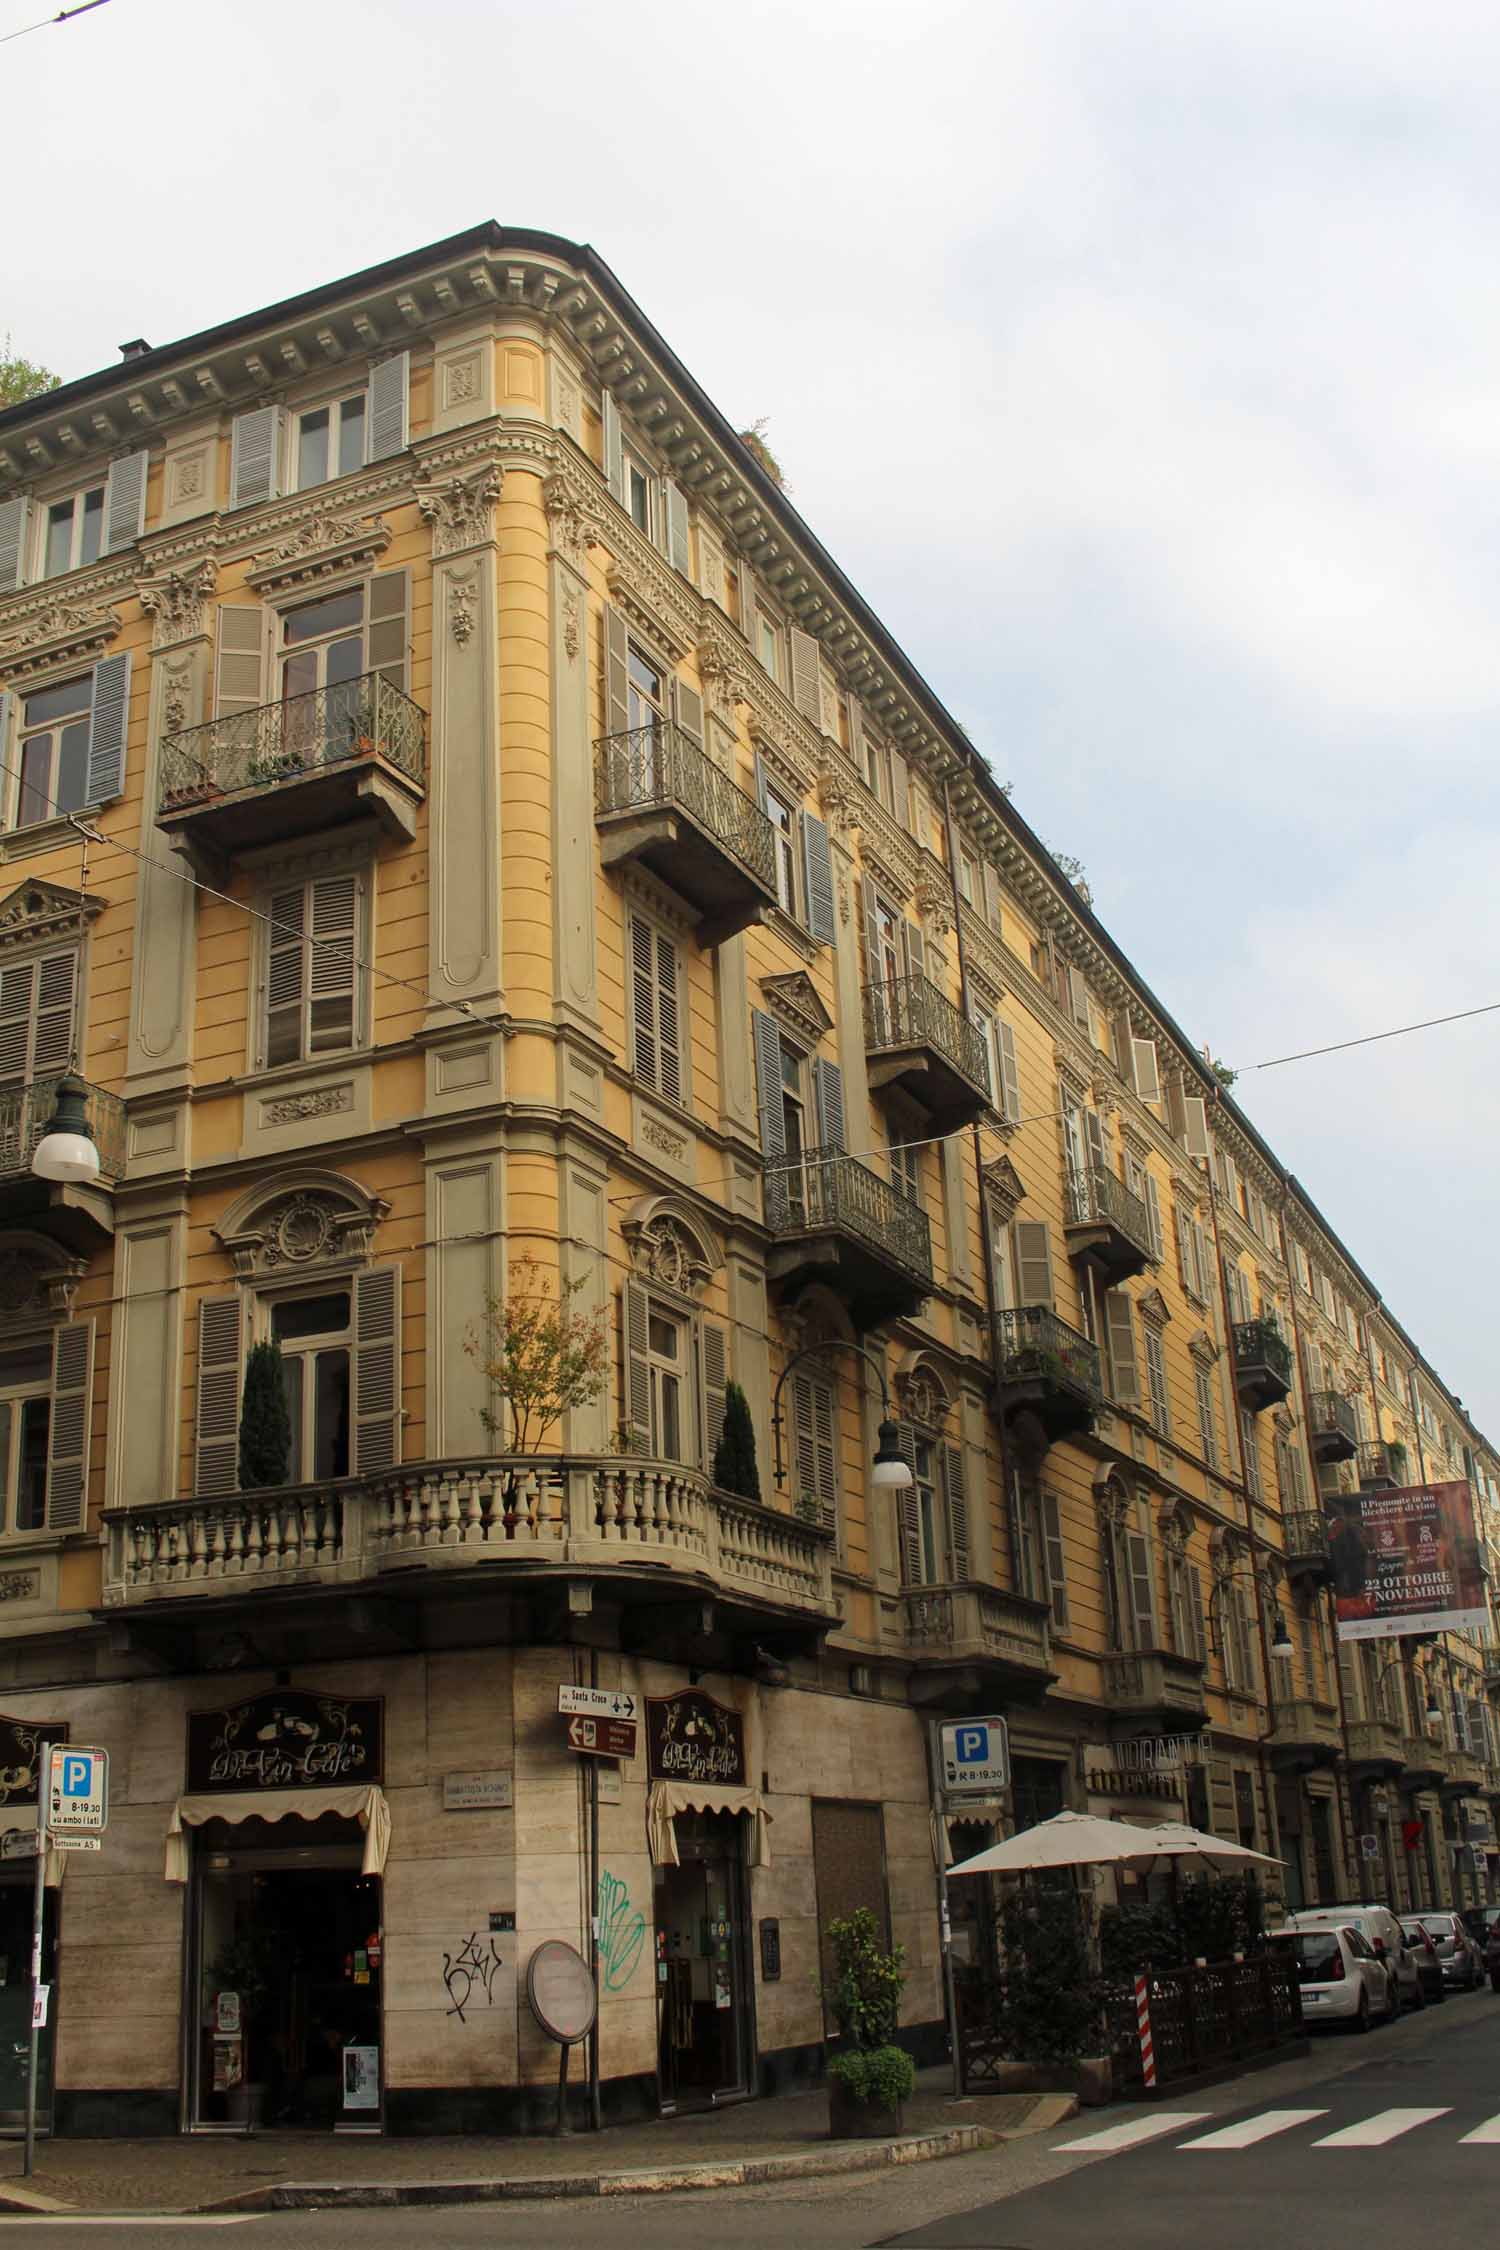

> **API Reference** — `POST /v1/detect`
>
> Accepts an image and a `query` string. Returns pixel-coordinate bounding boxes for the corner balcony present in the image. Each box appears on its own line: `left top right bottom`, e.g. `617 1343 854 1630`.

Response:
100 1454 839 1665
595 723 777 945
1307 1388 1358 1464
992 1305 1102 1446
1344 1717 1408 1778
0 1074 125 1251
158 673 426 861
1401 1733 1446 1792
1064 1164 1154 1285
862 974 991 1133
764 1147 932 1330
902 1584 1055 1711
1266 1696 1343 1773
1358 1441 1401 1490
1441 1745 1487 1801
1101 1648 1209 1733
1233 1318 1293 1413
1280 1508 1332 1586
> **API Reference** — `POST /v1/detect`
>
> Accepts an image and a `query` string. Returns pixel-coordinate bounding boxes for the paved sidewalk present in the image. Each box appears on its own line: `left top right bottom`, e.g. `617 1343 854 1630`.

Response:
0 2072 1069 2215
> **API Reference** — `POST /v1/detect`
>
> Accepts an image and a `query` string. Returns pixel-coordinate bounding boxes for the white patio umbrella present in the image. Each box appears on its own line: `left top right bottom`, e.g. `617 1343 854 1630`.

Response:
946 1808 1165 1877
1138 1821 1284 1872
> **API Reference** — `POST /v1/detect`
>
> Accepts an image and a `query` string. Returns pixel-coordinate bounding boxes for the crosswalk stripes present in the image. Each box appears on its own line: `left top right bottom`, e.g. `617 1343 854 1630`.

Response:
1179 2108 1328 2149
1312 2108 1452 2147
1054 2112 1212 2152
1056 2104 1500 2155
1459 2116 1500 2144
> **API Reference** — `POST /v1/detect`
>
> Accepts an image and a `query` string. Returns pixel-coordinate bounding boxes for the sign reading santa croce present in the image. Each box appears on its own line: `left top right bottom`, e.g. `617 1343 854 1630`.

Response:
646 1690 746 1786
187 1690 383 1794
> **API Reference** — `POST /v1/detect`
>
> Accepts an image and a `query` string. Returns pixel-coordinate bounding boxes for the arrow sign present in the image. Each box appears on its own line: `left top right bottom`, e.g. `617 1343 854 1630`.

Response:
566 1715 637 1760
558 1685 639 1723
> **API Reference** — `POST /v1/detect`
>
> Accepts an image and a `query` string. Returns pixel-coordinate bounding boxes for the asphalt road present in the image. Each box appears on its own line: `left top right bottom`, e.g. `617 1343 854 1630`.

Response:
6 1988 1499 2248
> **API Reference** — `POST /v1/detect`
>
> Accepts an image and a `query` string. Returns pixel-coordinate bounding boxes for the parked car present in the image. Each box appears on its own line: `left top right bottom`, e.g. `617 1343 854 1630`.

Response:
1399 1918 1448 2005
1461 1904 1500 1949
1485 1922 1500 1993
1284 1905 1416 2014
1268 1924 1391 2031
1408 1911 1483 1989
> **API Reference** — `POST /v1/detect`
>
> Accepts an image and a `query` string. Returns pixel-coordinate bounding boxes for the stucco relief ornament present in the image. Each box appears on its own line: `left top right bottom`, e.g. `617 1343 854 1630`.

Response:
561 584 581 662
901 1367 948 1431
915 867 953 943
642 1218 691 1291
449 579 476 646
817 760 859 844
417 463 503 558
265 1194 338 1266
695 635 741 721
136 558 216 649
542 474 592 568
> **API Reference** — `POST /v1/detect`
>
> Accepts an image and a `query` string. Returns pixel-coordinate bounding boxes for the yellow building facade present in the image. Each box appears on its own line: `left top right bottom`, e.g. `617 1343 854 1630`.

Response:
0 222 1495 2134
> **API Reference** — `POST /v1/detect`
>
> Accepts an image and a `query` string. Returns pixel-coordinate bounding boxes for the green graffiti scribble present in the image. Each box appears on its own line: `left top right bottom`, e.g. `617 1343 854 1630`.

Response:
597 1868 647 1991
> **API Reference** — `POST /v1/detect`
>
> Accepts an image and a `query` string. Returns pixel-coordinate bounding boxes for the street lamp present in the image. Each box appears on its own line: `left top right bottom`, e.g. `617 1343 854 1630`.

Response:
31 1075 99 1185
1269 1611 1295 1662
872 1420 912 1487
771 1341 913 1493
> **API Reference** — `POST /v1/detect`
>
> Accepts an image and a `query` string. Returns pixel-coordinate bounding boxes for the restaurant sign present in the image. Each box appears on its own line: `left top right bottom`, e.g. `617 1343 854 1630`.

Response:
187 1690 382 1794
0 1715 68 1808
646 1690 746 1786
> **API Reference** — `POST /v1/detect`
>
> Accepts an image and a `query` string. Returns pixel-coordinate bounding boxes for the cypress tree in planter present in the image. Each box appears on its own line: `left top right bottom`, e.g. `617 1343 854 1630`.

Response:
821 1908 916 2137
239 1340 292 1490
712 1381 761 1502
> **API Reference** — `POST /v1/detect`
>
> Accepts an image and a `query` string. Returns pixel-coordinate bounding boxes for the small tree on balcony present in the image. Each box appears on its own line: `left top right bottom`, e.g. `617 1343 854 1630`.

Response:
465 1253 609 1455
712 1381 761 1501
239 1341 292 1490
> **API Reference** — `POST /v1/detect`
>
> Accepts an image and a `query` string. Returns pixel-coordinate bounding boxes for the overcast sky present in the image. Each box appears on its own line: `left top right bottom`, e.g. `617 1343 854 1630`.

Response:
9 0 1497 1433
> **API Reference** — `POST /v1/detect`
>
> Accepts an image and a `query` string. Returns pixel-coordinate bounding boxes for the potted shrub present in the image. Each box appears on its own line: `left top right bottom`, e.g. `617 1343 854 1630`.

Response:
821 1908 916 2138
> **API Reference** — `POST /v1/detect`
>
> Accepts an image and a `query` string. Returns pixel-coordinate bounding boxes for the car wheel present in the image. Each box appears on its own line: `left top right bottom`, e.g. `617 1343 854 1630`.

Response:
1354 1992 1371 2034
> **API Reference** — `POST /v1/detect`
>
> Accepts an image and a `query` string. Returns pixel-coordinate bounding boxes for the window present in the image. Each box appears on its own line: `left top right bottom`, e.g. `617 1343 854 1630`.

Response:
1010 1466 1042 1603
1042 1491 1069 1630
890 1137 922 1207
910 1438 941 1586
628 912 683 1105
264 871 363 1068
1240 1407 1263 1498
765 783 798 916
271 1291 351 1481
1142 1323 1170 1435
624 446 654 537
296 393 367 490
0 1343 52 1534
958 848 977 905
864 731 892 807
758 613 781 684
1124 1146 1163 1260
1234 1770 1258 1851
280 586 366 704
1222 1580 1258 1694
0 947 77 1091
17 675 92 826
1195 1363 1218 1468
1175 1205 1215 1303
978 1012 1021 1123
1167 1543 1206 1662
42 485 105 579
645 1304 687 1461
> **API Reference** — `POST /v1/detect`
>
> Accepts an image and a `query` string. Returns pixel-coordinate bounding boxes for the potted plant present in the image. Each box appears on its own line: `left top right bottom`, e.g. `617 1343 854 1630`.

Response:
821 1908 916 2138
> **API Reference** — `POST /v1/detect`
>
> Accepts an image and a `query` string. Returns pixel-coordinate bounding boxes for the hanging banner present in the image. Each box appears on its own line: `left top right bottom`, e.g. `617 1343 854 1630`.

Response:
1330 1482 1488 1641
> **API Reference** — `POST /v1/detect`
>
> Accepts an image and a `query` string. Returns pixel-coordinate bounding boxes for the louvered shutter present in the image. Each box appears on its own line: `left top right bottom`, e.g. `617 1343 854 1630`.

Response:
44 1320 93 1532
698 523 727 609
353 1263 402 1473
788 627 821 723
995 1021 1021 1122
104 448 149 554
1083 1106 1108 1184
982 862 1002 931
1234 1588 1258 1695
0 496 29 592
895 1424 922 1584
0 963 35 1089
214 605 268 720
629 914 658 1090
1186 1564 1207 1661
1042 1492 1069 1628
801 813 835 944
792 1374 838 1530
603 390 625 504
663 478 691 576
307 874 359 1056
888 748 910 826
699 1319 728 1473
1105 1291 1139 1405
230 405 283 509
0 697 10 783
671 679 704 753
1143 1172 1164 1261
1194 1221 1215 1302
1175 1206 1192 1290
265 886 306 1067
620 1279 651 1452
31 951 76 1075
904 917 927 987
366 569 409 691
1184 1094 1210 1158
655 929 681 1105
753 1010 789 1223
1131 1037 1162 1103
1015 1221 1053 1308
367 352 409 462
941 1442 971 1584
604 605 630 740
813 1055 845 1151
86 651 130 804
1126 1525 1157 1648
194 1294 243 1496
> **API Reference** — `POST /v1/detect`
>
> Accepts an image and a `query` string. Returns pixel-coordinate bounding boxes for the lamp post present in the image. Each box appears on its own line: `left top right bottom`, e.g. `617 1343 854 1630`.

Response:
769 1340 913 1496
31 1076 99 1185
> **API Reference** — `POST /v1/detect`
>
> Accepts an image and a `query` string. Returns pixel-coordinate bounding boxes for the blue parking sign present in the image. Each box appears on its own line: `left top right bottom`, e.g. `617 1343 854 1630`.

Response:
46 1745 108 1836
939 1715 1009 1794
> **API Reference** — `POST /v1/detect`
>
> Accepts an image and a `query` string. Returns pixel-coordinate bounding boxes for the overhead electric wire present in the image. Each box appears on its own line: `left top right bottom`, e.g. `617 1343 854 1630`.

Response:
0 0 112 46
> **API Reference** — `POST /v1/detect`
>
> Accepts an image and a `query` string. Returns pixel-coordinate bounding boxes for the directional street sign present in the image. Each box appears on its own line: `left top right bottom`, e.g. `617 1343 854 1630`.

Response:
49 1836 102 1852
558 1686 639 1723
566 1715 637 1760
940 1716 1010 1796
46 1746 108 1836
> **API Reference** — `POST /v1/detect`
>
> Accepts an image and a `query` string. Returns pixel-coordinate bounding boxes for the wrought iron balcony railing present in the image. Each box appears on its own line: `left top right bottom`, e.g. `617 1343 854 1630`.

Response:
0 1074 125 1183
1308 1388 1359 1455
862 974 991 1096
160 673 426 816
763 1145 932 1283
594 723 776 896
1234 1318 1292 1385
1064 1163 1154 1260
993 1305 1104 1406
1358 1440 1405 1488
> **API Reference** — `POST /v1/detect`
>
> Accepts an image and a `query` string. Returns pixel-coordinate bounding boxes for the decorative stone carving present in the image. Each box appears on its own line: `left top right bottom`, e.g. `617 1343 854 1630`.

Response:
246 511 392 598
1159 1498 1193 1557
561 583 580 663
817 757 860 845
898 1362 950 1431
136 557 216 649
621 1197 720 1299
0 597 121 682
0 880 105 953
543 473 594 569
695 633 744 721
982 1154 1026 1220
0 1240 83 1324
448 574 476 646
213 1177 388 1278
160 652 193 738
1137 1287 1171 1328
1209 1525 1246 1581
0 1572 38 1602
262 1087 354 1127
641 1114 687 1161
1094 1466 1129 1529
1091 1069 1120 1120
1187 1328 1219 1366
416 462 502 558
759 970 833 1044
914 864 953 943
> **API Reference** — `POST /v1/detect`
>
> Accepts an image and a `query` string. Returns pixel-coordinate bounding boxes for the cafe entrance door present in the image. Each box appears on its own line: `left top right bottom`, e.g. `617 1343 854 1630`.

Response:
654 1812 753 2110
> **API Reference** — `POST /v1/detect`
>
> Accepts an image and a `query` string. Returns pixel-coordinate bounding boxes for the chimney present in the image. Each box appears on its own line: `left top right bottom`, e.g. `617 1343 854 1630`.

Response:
118 338 150 361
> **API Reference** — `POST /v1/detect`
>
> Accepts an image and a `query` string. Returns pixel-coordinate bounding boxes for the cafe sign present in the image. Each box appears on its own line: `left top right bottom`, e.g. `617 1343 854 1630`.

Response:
187 1690 382 1794
0 1715 69 1807
646 1690 746 1787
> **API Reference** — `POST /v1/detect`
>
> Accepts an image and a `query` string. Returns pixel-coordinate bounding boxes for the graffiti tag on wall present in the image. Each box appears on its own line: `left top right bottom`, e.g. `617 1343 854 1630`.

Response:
597 1869 646 1991
442 1932 504 2022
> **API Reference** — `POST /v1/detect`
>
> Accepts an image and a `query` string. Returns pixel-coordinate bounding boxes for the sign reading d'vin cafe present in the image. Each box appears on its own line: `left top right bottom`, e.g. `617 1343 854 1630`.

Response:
646 1691 746 1787
187 1691 383 1795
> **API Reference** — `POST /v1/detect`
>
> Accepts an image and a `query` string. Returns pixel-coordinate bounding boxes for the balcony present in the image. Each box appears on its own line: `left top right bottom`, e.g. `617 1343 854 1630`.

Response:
159 673 426 861
1441 1744 1487 1800
1266 1696 1343 1773
992 1305 1103 1446
0 1074 125 1250
1064 1164 1154 1285
1307 1388 1359 1464
1401 1733 1446 1792
764 1147 932 1330
902 1584 1055 1710
595 723 777 945
1233 1319 1292 1413
862 974 991 1133
1280 1508 1332 1585
1358 1441 1403 1490
1101 1648 1209 1733
1344 1717 1408 1778
100 1454 839 1664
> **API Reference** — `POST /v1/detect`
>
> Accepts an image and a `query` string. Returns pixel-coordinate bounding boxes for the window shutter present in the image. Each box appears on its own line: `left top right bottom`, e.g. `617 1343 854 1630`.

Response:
1144 1327 1171 1434
1175 1206 1192 1291
1105 1291 1139 1405
1126 1528 1157 1648
366 351 410 462
353 1262 402 1474
1143 1172 1163 1261
904 917 927 986
43 1319 93 1532
1186 1564 1207 1661
102 448 149 555
800 812 835 944
194 1294 243 1496
0 496 29 592
366 569 410 691
792 1375 838 1532
654 928 681 1105
602 389 625 504
265 886 306 1068
788 627 822 724
697 523 727 608
752 1008 786 1151
230 405 283 509
86 650 130 804
31 950 76 1075
699 1318 728 1473
214 605 268 719
1015 1221 1053 1308
1184 1094 1210 1158
629 913 659 1090
1042 1492 1069 1628
888 748 910 825
813 1055 845 1150
858 878 882 987
895 1424 922 1584
663 478 691 576
1083 1104 1108 1174
1065 966 1091 1033
1130 1037 1162 1103
671 678 704 753
620 1279 652 1452
995 1021 1021 1122
941 1442 971 1585
604 605 630 739
307 873 359 1056
0 963 35 1088
982 862 1002 931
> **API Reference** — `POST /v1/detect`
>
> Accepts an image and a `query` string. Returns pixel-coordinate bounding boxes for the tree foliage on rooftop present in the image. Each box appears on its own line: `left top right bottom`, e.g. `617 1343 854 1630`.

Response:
0 339 60 410
738 417 787 491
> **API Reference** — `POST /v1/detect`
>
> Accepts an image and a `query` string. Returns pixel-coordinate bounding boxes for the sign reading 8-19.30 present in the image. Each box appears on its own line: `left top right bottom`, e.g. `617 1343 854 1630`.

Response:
940 1717 1010 1795
46 1746 108 1835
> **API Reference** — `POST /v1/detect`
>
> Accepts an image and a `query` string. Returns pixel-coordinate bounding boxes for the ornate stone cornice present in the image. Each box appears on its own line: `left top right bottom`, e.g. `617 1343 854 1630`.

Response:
416 462 502 558
982 1154 1025 1220
0 879 106 952
1138 1286 1171 1328
1188 1329 1219 1367
605 556 692 662
759 970 832 1045
0 596 121 684
246 508 392 597
135 557 217 649
543 471 594 570
750 719 814 800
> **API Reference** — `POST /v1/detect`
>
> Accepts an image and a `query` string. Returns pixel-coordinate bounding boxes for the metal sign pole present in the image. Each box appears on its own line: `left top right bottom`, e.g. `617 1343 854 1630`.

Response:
926 1721 962 2097
23 1737 48 2177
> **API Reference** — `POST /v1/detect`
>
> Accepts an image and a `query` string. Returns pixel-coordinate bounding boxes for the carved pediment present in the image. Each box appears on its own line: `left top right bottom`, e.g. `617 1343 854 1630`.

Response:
213 1175 390 1279
760 971 833 1044
1137 1287 1171 1328
246 510 392 598
0 880 105 952
1187 1328 1219 1367
0 1235 84 1326
0 597 121 684
982 1154 1025 1220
